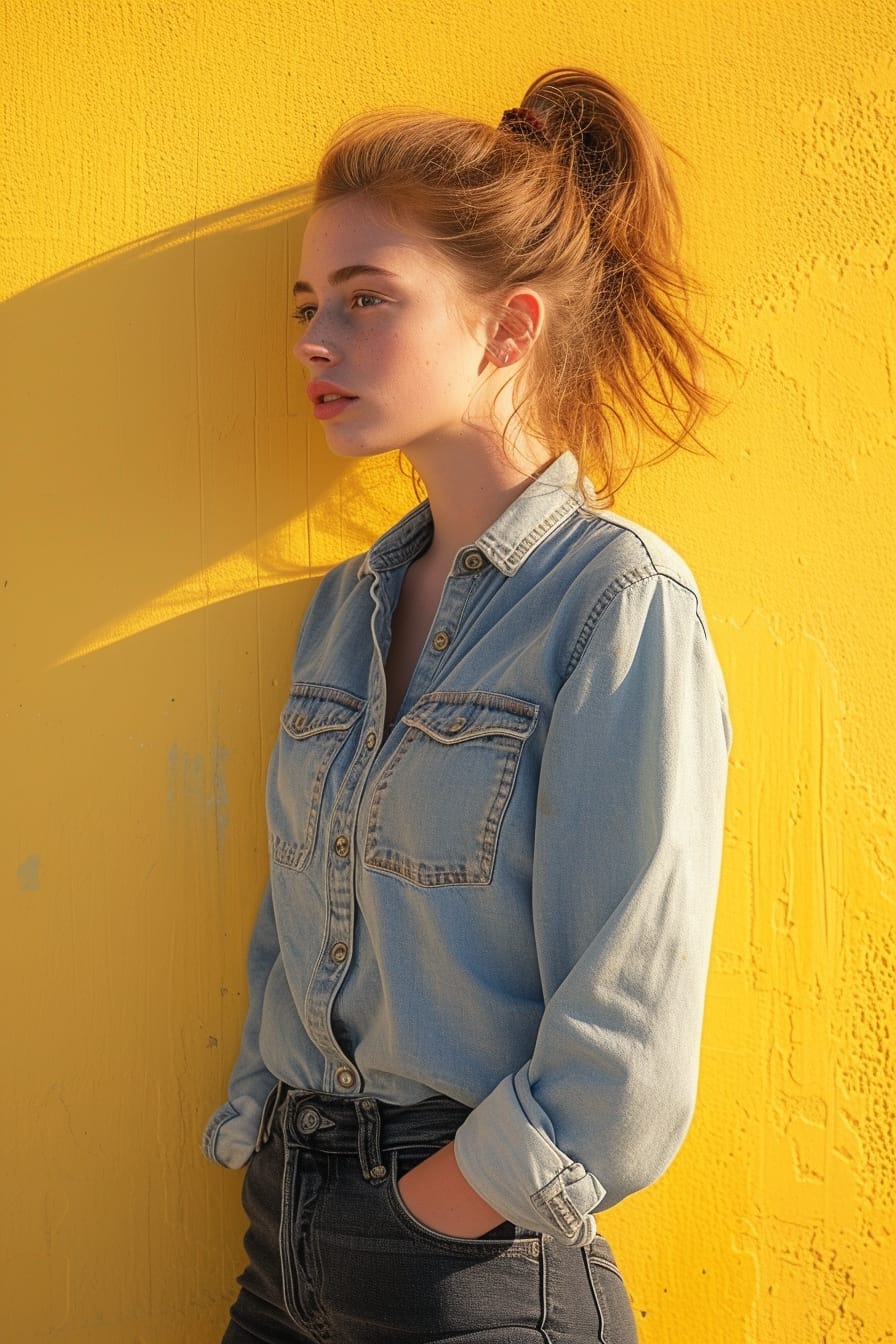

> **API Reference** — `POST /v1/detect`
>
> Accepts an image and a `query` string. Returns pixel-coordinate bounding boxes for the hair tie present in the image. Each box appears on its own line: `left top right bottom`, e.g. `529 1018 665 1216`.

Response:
498 106 550 145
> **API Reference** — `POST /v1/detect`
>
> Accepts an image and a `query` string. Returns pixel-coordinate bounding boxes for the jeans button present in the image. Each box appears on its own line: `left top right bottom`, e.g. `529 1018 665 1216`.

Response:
297 1106 321 1134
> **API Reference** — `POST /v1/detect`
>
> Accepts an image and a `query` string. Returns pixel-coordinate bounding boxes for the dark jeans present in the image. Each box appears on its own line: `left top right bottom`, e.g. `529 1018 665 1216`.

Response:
222 1088 638 1343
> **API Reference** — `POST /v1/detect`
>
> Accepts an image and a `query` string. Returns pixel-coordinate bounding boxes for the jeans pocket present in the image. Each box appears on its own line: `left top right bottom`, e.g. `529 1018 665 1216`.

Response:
385 1149 539 1257
279 1147 327 1332
584 1239 639 1344
364 691 538 887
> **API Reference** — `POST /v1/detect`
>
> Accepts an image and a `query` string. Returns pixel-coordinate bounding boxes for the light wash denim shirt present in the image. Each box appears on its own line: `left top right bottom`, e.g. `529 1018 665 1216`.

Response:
203 451 731 1246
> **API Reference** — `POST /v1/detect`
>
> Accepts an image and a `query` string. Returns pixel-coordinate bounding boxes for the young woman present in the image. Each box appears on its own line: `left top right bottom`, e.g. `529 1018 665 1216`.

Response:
203 68 732 1344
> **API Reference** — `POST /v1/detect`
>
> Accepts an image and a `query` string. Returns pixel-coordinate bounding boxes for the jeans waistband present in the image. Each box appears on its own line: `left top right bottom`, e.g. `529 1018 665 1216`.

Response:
256 1084 472 1181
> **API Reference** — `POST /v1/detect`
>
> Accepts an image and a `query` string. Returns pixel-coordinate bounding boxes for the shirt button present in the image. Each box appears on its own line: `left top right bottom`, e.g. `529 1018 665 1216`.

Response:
333 835 350 857
331 942 349 963
365 731 377 750
432 630 450 652
446 717 467 733
462 550 484 571
335 1067 356 1089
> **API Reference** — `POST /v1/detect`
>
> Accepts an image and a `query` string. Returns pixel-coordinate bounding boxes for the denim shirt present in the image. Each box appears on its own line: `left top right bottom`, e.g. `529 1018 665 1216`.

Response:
202 451 732 1246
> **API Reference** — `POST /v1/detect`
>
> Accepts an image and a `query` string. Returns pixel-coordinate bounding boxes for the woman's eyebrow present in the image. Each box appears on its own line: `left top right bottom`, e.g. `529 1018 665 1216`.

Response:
292 264 399 296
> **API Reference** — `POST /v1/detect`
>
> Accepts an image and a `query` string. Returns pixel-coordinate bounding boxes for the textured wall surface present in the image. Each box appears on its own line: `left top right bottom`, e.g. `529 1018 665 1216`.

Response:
2 1 894 1340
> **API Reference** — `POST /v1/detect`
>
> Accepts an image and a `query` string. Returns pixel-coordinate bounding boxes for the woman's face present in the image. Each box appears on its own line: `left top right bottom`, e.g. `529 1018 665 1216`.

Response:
292 195 494 462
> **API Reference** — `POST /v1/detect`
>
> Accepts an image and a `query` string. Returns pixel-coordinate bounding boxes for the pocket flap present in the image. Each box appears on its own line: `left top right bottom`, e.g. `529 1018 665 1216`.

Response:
280 684 365 740
403 692 539 744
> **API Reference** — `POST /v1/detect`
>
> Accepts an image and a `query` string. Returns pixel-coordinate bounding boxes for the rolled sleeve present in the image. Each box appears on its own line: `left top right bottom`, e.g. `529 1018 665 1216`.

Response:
454 1070 605 1245
454 571 731 1241
202 881 281 1169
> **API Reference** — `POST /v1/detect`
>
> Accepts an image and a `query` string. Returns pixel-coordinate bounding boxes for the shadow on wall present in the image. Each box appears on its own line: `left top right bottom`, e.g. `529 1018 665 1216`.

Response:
6 182 416 669
1 187 420 1333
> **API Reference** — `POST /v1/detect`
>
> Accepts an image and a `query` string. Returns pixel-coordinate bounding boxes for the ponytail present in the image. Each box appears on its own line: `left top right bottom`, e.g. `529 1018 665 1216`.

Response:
315 69 720 502
519 71 713 491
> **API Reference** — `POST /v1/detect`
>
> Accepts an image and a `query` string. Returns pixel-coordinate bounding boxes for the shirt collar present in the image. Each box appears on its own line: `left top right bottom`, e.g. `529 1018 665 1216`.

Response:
358 452 589 580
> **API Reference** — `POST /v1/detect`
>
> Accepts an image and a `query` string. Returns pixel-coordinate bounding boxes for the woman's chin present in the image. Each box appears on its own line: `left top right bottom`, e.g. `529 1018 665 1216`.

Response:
320 429 395 461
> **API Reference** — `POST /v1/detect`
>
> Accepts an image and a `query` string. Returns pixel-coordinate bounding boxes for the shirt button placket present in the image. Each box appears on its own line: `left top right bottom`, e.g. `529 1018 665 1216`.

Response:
321 715 377 1095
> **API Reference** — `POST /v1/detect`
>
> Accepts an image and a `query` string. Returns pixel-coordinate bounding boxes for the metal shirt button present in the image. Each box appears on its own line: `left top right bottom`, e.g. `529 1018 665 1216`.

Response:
335 1067 356 1089
462 550 484 571
365 731 377 750
432 630 450 652
297 1106 321 1134
446 717 467 734
331 942 349 964
370 1164 387 1179
333 835 350 857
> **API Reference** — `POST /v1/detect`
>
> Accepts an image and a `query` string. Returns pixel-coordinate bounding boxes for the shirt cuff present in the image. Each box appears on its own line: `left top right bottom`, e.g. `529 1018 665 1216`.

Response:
453 1068 605 1247
201 1093 264 1168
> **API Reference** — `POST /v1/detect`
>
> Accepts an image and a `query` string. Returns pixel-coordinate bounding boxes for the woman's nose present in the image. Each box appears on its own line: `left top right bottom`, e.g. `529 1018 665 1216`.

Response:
293 322 337 368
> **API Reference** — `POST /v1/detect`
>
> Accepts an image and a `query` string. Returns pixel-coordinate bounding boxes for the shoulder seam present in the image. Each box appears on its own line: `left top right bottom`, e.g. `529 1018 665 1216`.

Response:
564 568 706 679
592 515 696 587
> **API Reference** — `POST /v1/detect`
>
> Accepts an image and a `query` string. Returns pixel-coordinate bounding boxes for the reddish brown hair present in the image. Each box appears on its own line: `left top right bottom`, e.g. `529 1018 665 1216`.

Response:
314 68 719 502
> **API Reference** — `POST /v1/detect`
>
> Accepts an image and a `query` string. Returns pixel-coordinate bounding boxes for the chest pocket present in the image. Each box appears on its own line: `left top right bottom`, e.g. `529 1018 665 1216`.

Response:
268 684 364 871
364 691 539 887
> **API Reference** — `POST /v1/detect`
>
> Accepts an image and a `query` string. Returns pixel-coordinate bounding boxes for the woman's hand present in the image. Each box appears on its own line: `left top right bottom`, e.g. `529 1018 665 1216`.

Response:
396 1140 505 1237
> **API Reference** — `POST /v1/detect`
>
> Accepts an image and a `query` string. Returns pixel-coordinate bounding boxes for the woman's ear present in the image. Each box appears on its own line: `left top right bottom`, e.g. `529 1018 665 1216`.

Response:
486 289 545 368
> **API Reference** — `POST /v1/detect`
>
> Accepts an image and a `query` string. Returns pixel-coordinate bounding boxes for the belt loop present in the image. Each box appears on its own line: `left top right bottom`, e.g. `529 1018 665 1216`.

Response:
255 1080 285 1152
355 1097 387 1182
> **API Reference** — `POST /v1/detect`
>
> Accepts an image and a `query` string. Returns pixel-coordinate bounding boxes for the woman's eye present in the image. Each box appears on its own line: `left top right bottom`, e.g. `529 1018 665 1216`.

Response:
353 293 383 310
293 305 316 324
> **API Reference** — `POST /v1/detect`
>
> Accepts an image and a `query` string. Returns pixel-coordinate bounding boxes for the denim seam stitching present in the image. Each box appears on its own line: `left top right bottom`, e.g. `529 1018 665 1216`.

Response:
563 568 706 679
270 731 348 871
530 1172 584 1240
363 722 531 887
278 1111 302 1328
201 1102 238 1163
386 1152 540 1260
270 690 364 871
488 496 582 571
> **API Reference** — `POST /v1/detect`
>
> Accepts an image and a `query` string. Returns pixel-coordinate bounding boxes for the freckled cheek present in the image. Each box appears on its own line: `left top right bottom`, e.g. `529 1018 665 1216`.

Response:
373 340 438 395
353 327 470 412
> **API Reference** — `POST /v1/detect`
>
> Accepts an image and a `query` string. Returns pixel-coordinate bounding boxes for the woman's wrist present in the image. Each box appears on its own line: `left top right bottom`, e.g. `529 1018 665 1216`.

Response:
396 1139 504 1237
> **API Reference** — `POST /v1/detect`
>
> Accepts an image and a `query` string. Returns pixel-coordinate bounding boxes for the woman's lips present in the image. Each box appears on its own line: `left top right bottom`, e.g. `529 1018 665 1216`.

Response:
313 395 357 421
306 381 358 421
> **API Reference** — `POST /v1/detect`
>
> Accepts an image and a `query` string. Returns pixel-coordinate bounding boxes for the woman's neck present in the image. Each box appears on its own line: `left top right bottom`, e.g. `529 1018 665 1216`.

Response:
409 429 554 572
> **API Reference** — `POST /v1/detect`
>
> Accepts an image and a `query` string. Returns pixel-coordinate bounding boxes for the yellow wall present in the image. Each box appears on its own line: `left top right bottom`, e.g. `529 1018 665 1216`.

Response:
3 1 893 1339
